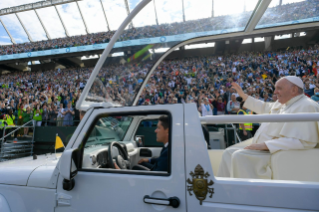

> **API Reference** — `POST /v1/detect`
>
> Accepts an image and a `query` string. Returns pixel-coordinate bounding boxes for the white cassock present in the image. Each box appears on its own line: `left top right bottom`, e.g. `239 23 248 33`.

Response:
218 94 319 179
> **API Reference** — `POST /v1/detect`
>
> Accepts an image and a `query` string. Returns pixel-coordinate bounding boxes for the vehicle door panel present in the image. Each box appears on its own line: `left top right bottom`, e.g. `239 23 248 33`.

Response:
183 104 319 211
55 104 186 212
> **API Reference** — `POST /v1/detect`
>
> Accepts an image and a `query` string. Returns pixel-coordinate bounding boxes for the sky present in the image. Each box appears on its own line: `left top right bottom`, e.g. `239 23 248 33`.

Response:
0 0 305 45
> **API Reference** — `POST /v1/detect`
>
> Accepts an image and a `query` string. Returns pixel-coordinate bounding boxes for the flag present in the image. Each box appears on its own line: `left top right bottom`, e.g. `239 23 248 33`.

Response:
55 135 64 150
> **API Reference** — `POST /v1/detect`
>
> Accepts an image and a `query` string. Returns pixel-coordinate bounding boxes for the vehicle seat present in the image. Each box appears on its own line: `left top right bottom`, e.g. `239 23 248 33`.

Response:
209 138 319 182
208 138 253 176
271 148 319 182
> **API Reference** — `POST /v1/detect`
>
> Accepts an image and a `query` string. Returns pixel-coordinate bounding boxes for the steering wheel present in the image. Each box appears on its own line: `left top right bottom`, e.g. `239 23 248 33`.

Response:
108 142 131 169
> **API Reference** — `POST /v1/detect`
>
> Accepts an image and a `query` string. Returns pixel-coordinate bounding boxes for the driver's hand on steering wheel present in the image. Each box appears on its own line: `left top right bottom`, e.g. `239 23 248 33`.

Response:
114 162 120 170
138 158 149 164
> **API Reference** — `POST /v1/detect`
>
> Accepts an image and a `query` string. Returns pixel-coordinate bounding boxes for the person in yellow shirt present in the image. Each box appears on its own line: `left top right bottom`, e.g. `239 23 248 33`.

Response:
4 108 16 140
237 101 253 141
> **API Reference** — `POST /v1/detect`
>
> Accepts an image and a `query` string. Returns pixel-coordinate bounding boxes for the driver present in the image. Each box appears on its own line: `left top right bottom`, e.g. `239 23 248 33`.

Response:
114 115 169 172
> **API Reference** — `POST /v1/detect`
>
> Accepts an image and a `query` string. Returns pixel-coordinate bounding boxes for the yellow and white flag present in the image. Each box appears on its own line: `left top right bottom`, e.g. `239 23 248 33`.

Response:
55 135 65 150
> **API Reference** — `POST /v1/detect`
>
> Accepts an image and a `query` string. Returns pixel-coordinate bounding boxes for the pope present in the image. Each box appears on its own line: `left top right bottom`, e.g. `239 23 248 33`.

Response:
218 76 319 179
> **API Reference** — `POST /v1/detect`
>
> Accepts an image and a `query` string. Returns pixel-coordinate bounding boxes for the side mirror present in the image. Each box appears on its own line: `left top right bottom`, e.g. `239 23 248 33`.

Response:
59 149 80 191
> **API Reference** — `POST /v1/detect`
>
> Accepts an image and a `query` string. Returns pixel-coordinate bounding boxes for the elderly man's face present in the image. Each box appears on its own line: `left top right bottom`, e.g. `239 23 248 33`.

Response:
274 79 298 104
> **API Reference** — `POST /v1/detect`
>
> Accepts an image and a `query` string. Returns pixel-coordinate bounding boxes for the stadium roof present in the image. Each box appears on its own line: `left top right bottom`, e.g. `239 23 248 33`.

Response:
0 0 311 46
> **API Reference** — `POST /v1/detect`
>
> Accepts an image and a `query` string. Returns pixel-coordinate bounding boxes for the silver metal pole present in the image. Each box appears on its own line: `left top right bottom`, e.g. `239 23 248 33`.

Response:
0 17 16 44
123 0 134 28
76 1 89 34
181 0 186 22
152 0 159 25
15 13 34 42
34 9 51 40
54 6 70 37
200 113 319 124
99 0 111 31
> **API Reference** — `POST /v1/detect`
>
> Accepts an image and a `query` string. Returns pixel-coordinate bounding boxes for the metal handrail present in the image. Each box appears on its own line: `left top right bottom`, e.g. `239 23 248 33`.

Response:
1 120 35 160
1 120 34 140
231 123 242 143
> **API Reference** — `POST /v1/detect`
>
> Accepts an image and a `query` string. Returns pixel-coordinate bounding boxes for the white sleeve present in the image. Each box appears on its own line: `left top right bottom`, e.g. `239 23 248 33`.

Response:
243 96 274 114
264 137 305 154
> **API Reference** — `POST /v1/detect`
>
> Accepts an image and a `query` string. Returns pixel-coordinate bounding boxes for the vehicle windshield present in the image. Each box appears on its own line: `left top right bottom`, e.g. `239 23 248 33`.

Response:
85 116 133 148
79 0 260 108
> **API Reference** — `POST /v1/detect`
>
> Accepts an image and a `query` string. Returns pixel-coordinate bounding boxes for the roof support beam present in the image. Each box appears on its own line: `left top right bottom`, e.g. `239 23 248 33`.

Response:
0 0 83 16
75 1 89 34
0 17 16 44
99 0 110 31
212 0 214 17
152 0 159 25
182 0 186 22
34 9 51 40
123 0 134 28
15 13 33 42
54 6 70 37
244 0 271 33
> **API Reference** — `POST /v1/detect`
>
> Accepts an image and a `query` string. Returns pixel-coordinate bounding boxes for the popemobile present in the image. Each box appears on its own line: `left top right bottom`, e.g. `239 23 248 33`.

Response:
0 0 319 211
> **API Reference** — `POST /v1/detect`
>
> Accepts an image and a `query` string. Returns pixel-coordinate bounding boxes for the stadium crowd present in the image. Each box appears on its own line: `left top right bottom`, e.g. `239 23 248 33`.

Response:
0 0 318 55
1 42 319 135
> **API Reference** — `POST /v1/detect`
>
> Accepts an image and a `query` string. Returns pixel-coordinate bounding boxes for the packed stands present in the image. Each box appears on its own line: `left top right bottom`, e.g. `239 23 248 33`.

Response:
1 42 319 131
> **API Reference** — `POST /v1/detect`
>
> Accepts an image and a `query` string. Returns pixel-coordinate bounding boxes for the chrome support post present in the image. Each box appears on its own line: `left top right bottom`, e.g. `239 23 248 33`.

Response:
15 13 34 42
54 6 70 37
76 1 89 34
0 18 16 44
34 9 51 40
99 0 111 31
181 0 186 22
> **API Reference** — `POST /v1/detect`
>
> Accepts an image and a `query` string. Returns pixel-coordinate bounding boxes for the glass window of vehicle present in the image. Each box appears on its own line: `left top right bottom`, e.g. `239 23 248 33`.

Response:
82 113 171 175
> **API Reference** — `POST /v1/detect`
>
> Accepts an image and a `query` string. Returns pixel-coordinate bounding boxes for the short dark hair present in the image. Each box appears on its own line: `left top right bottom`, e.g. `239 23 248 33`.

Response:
159 115 169 130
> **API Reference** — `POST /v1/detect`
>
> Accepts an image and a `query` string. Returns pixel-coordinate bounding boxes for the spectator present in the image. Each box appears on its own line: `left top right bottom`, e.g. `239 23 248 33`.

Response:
199 97 213 116
48 104 58 126
237 102 253 141
33 103 43 127
42 103 49 126
23 106 32 136
311 87 319 103
213 96 226 115
227 94 240 114
57 103 64 127
304 81 315 97
17 102 24 137
63 102 74 126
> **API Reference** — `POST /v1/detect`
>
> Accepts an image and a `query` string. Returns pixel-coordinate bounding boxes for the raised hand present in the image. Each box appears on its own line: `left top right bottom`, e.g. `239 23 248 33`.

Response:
231 82 248 101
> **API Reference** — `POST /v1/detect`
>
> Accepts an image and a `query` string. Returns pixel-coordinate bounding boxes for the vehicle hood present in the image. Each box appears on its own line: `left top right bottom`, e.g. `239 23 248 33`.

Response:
0 154 62 186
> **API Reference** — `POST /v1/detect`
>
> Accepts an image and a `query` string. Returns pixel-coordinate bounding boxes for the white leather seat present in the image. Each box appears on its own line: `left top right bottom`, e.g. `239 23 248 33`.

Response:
208 138 319 182
208 139 253 176
271 148 319 182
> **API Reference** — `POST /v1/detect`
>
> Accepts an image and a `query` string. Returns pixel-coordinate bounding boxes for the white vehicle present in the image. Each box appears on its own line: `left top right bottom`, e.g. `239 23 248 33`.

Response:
0 0 319 211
